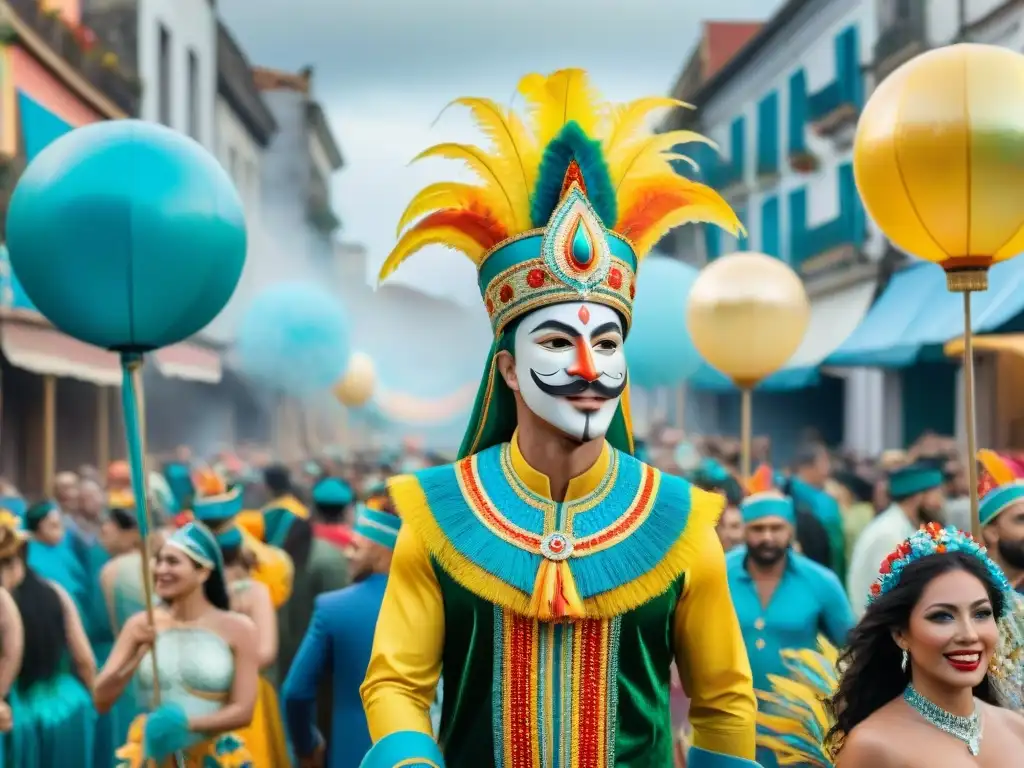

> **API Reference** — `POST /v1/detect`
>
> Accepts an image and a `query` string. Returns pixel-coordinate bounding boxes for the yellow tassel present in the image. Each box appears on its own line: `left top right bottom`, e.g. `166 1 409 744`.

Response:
529 560 586 621
388 470 725 619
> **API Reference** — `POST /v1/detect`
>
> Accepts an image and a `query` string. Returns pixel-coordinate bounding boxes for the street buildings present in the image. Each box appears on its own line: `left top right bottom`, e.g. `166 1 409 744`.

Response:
665 0 1024 459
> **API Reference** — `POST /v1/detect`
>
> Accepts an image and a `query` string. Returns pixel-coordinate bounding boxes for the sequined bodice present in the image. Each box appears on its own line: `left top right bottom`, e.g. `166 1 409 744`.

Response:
137 627 234 717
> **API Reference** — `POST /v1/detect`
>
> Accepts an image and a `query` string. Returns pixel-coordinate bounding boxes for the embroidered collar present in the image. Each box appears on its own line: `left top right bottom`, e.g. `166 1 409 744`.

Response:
392 443 723 619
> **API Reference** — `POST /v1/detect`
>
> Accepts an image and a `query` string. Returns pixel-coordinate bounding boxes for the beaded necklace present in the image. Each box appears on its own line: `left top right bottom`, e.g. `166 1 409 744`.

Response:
903 684 982 756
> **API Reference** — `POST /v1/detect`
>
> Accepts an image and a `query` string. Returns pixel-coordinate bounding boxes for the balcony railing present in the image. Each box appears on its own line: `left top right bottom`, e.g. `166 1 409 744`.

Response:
873 18 927 79
7 0 141 115
308 169 340 234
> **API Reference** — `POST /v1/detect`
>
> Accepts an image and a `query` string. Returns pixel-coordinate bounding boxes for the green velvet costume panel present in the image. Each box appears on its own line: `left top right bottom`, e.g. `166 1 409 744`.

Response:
433 562 683 767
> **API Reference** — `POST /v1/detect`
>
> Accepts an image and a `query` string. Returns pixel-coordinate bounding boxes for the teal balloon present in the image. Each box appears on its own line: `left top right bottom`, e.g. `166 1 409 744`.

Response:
236 281 350 397
6 120 245 351
626 255 701 388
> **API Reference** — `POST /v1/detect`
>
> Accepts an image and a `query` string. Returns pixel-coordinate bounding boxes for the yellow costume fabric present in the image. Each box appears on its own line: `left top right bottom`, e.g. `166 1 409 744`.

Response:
263 493 309 520
238 677 289 767
116 714 252 767
361 437 757 759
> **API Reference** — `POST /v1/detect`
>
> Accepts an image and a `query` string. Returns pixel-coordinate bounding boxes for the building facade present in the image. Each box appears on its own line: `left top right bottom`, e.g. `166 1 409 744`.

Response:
82 0 216 148
251 66 342 283
204 21 276 343
0 0 144 490
666 0 1024 459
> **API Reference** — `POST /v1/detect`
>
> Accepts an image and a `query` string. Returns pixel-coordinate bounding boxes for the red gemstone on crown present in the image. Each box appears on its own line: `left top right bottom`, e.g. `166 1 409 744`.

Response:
629 283 636 299
527 269 545 288
486 298 494 314
499 284 514 303
608 268 622 289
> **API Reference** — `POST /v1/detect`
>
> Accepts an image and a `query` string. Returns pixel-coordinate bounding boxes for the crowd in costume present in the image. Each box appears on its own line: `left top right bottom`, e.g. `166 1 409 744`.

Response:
1 59 1024 768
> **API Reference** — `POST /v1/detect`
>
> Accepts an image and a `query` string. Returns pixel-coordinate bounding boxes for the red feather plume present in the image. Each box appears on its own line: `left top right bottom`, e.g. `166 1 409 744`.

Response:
414 205 508 252
614 182 722 243
745 464 775 495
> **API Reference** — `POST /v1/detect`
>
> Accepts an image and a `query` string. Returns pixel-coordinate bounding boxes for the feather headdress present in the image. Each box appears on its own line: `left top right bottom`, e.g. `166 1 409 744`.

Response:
382 68 743 334
741 464 795 524
978 449 1024 526
756 637 839 767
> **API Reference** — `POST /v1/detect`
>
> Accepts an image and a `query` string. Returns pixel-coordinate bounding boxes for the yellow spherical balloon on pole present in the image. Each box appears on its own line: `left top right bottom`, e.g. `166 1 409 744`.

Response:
854 43 1024 536
334 351 376 407
687 252 810 477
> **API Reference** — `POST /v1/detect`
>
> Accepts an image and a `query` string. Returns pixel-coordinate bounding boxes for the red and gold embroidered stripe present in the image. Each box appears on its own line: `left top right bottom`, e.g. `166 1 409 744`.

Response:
575 464 658 554
460 456 543 549
503 612 541 768
571 619 611 767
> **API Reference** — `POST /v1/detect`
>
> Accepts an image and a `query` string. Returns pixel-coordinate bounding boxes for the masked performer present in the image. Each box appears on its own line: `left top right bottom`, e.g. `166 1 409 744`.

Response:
359 68 758 768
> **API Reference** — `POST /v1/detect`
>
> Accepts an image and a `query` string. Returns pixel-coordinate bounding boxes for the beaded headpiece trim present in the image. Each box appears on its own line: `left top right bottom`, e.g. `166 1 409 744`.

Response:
869 523 1011 609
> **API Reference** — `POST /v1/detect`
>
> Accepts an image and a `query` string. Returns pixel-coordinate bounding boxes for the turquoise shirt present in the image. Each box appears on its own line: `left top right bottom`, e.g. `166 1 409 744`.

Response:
726 546 852 693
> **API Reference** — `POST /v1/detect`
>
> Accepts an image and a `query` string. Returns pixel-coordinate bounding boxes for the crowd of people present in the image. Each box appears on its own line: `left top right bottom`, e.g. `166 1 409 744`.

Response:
640 427 1024 766
0 447 431 767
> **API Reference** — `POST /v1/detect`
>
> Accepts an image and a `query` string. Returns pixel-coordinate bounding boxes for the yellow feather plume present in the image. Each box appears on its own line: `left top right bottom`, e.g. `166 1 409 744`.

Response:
607 130 718 190
435 98 533 229
395 182 504 236
411 143 517 222
517 68 601 149
382 68 738 285
603 97 692 156
979 449 1015 487
379 226 489 281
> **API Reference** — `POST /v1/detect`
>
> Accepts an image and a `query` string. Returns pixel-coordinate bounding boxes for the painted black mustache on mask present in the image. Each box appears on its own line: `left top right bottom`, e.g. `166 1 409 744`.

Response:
529 370 628 399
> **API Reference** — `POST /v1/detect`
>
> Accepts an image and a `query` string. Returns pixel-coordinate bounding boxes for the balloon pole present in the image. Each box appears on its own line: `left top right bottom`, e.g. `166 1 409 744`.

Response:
947 270 986 539
120 354 163 704
740 387 753 479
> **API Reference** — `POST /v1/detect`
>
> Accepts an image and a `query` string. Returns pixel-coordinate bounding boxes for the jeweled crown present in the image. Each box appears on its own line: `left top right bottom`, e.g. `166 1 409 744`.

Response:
378 69 743 335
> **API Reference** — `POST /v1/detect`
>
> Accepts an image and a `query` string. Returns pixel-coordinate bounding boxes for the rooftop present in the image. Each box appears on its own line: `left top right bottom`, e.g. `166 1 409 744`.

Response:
703 21 763 78
217 23 277 146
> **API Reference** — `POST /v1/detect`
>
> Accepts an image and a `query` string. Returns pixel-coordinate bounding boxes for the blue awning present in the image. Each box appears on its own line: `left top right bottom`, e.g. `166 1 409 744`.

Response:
18 91 74 161
4 93 76 313
827 259 1024 367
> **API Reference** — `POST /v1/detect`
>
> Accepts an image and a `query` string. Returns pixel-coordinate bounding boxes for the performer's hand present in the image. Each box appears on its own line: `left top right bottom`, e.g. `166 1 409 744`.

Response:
0 701 12 732
127 619 157 653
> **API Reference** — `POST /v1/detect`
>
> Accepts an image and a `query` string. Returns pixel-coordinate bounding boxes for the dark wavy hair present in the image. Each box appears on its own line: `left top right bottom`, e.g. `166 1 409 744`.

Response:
825 551 1005 752
5 547 67 689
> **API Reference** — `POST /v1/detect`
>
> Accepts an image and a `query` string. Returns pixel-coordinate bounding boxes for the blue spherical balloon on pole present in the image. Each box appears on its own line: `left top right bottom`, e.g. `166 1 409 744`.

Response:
626 255 702 388
4 120 247 722
236 281 351 398
8 120 245 350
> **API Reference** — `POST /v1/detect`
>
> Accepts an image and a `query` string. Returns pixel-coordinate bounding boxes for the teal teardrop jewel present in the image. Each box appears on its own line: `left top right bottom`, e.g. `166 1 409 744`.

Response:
570 219 593 267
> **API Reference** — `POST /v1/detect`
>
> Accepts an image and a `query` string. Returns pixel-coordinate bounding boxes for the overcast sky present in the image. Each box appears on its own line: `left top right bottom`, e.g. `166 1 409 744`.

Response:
219 0 782 306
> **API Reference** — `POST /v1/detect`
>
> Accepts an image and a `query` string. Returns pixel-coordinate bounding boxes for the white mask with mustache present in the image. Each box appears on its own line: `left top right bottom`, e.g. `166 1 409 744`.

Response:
513 302 627 442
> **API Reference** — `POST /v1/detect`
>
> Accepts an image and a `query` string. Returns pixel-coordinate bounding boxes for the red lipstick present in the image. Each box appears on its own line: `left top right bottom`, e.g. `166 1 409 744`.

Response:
944 651 982 672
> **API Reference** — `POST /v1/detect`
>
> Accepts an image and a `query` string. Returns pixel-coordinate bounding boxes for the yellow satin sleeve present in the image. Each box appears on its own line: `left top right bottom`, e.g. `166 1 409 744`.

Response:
672 523 757 759
360 525 443 741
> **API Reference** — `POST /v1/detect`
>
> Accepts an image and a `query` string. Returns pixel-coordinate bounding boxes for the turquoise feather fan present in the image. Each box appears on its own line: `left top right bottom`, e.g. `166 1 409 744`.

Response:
529 121 617 228
756 637 838 767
